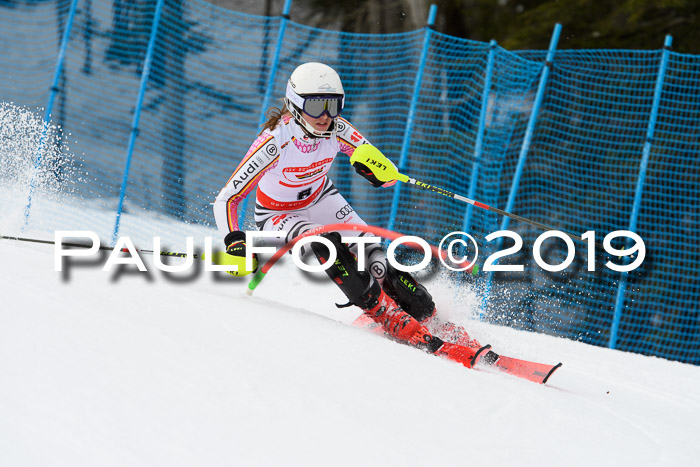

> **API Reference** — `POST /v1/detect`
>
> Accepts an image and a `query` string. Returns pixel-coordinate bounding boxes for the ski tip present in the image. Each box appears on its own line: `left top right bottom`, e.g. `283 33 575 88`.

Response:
542 362 563 384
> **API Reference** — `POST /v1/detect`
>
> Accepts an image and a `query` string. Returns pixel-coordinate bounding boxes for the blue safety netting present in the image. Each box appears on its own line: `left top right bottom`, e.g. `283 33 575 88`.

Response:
1 0 698 364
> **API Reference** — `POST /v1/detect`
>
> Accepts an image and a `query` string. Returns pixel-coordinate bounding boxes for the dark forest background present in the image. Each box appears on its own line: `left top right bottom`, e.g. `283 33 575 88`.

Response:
213 0 700 53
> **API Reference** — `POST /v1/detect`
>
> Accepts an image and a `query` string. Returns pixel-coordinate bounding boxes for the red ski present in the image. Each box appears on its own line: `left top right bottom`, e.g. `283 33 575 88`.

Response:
483 351 562 384
352 313 562 384
437 342 492 369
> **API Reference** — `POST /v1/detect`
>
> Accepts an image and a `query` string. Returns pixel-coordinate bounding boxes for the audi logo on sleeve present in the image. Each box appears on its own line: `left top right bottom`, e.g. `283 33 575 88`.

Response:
335 204 354 219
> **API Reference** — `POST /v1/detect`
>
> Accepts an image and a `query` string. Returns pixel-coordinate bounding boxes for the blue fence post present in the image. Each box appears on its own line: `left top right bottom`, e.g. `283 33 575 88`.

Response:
386 4 437 232
258 0 292 129
609 35 673 350
480 23 561 319
462 39 497 235
111 0 165 245
237 0 293 229
22 0 80 227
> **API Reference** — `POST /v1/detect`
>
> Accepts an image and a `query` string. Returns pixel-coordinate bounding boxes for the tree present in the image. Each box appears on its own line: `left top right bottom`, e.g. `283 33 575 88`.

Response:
495 0 700 52
294 0 700 53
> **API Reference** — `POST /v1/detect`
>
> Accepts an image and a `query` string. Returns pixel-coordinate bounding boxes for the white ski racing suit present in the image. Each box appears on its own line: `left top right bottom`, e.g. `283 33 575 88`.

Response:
213 114 390 280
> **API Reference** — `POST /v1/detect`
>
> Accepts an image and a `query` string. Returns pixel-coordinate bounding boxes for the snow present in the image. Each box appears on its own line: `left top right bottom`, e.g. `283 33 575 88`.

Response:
1 232 699 467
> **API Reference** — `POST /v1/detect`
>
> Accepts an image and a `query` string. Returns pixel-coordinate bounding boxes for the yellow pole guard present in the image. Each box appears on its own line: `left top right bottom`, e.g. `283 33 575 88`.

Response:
349 144 409 183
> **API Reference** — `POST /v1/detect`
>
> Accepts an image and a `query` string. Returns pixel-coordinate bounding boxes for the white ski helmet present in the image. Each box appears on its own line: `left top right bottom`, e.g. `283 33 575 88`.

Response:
285 62 345 138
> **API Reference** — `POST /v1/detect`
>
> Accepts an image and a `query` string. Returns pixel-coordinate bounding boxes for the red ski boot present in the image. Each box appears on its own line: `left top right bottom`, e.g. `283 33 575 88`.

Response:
361 284 490 367
310 232 489 367
383 263 483 350
362 284 442 352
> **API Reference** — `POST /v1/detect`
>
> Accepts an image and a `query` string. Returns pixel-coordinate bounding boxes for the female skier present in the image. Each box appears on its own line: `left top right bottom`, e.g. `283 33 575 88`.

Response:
214 62 483 365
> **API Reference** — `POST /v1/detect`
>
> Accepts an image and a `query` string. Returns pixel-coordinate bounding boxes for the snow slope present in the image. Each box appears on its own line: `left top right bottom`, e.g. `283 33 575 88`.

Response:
1 236 699 467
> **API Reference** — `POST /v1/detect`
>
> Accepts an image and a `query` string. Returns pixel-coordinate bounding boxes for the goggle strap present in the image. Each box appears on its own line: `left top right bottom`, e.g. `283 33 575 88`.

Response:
285 81 305 109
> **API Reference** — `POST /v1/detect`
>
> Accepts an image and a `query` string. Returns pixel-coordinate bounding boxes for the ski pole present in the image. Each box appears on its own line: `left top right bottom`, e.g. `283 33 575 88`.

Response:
350 145 604 249
0 233 244 267
0 233 194 257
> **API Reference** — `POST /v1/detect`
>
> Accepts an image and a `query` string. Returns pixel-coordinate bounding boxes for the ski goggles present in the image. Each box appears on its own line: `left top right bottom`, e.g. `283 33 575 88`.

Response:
286 81 344 118
301 95 344 118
